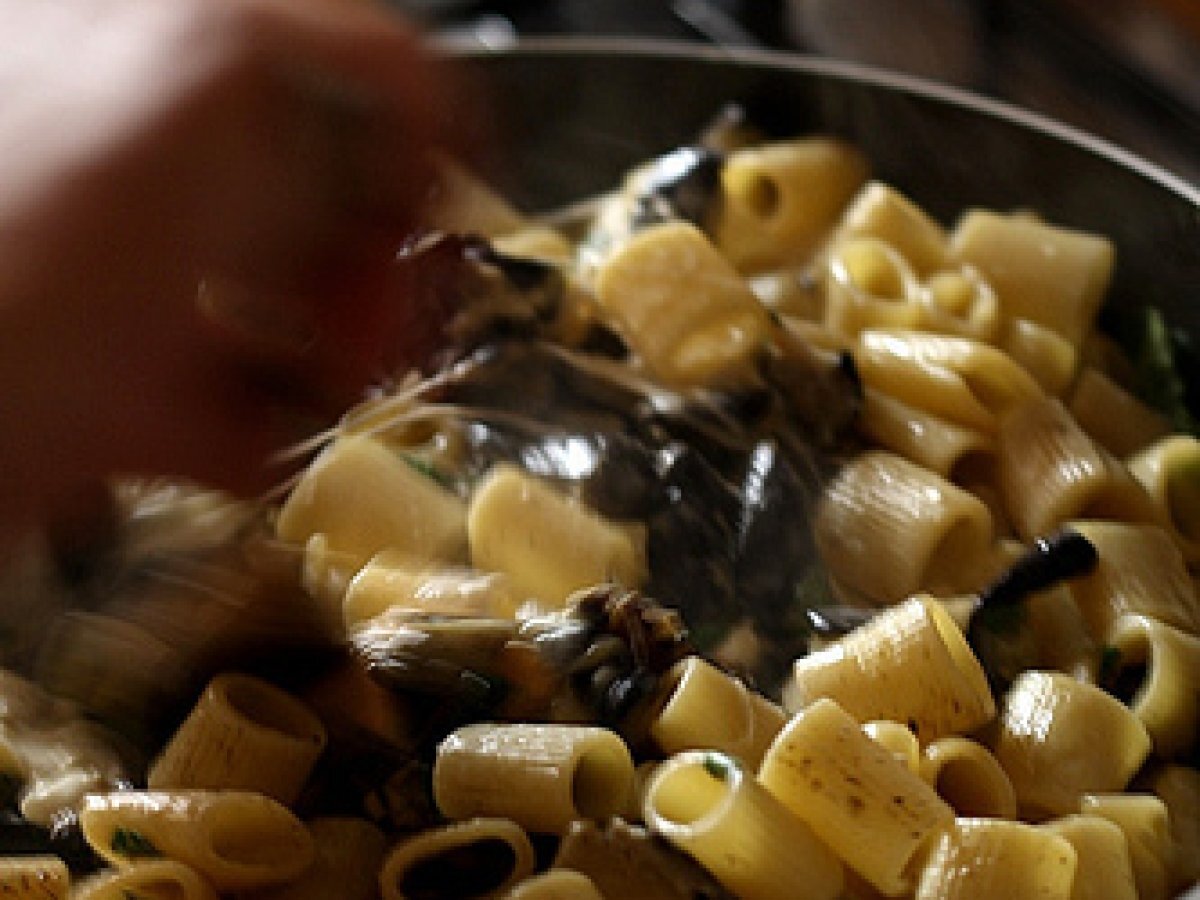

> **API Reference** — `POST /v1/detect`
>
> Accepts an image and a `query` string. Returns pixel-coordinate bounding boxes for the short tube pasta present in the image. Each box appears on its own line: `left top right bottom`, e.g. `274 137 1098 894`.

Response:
814 452 994 603
918 265 1000 343
379 817 535 900
467 464 646 608
649 655 785 770
835 181 948 276
1067 521 1200 639
433 723 635 834
853 329 1043 433
948 208 1114 349
147 673 327 806
991 672 1151 818
342 554 520 628
914 818 1077 900
275 434 468 568
80 790 315 892
822 237 923 337
1041 815 1139 900
919 737 1017 819
1070 368 1170 459
863 721 921 775
857 388 991 480
71 860 218 900
643 750 844 900
998 317 1076 396
504 869 605 900
758 698 954 896
240 817 388 900
0 856 69 899
996 398 1158 540
592 220 769 387
783 595 995 744
1146 765 1200 889
713 136 869 273
1079 794 1174 900
1128 433 1200 564
1104 614 1200 759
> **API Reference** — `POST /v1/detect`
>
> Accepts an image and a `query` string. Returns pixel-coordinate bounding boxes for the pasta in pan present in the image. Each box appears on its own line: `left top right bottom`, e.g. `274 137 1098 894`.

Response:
1 117 1198 900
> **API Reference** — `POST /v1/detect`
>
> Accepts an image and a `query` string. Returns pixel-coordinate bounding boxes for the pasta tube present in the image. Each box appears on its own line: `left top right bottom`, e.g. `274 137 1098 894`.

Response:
914 818 1077 900
1070 367 1170 459
276 434 467 569
240 817 387 900
379 817 534 900
467 464 646 608
853 329 1043 433
758 698 954 896
147 673 327 806
996 398 1158 540
822 237 923 337
80 790 315 892
433 723 634 834
1105 614 1200 758
643 750 844 900
783 595 995 744
835 181 948 276
713 136 868 272
857 388 991 480
919 265 999 343
863 721 921 775
1079 794 1174 900
999 317 1076 395
1041 815 1138 900
343 553 520 628
948 208 1114 348
0 856 68 899
919 737 1017 819
649 655 785 770
1067 521 1200 639
991 672 1151 818
71 860 218 900
1128 433 1200 564
814 452 994 603
593 220 769 387
504 869 605 900
1146 765 1200 889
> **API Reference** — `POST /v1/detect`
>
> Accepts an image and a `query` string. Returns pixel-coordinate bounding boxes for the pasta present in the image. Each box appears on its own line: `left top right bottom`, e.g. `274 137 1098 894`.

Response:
4 119 1198 900
643 749 845 900
433 723 635 834
147 672 327 806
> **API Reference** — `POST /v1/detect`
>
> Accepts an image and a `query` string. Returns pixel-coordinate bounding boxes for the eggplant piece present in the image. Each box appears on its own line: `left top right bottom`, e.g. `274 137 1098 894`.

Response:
629 146 726 231
0 809 102 875
552 818 736 900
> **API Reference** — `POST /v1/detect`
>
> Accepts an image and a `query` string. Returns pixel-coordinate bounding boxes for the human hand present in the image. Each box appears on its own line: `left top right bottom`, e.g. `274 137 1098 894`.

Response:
0 0 458 533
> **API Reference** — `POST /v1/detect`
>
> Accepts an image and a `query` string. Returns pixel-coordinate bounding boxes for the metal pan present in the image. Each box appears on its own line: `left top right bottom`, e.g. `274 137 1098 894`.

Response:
452 38 1200 335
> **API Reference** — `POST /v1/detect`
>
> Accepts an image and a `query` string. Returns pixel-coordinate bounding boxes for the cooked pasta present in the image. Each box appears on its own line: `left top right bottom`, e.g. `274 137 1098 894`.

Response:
433 723 635 834
919 736 1017 819
0 856 69 900
70 859 218 900
783 595 995 743
80 790 315 892
991 672 1152 818
1042 815 1139 900
379 817 535 900
814 452 994 603
643 749 844 900
1079 794 1174 900
758 698 954 896
147 672 327 806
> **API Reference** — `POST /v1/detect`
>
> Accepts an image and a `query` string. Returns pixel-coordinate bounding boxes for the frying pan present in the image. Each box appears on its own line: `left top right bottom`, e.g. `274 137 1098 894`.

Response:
452 38 1200 338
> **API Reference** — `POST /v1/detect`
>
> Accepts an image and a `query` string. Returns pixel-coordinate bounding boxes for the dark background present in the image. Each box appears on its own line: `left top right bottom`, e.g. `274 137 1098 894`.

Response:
406 0 1200 187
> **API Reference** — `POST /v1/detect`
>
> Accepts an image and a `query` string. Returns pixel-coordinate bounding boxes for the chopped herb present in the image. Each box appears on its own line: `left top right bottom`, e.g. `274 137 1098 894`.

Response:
1133 307 1200 435
703 753 736 782
111 827 159 859
400 453 453 489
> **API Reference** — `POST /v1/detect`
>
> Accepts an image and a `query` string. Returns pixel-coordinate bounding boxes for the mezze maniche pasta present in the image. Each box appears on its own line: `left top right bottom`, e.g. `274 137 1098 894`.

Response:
1 120 1198 900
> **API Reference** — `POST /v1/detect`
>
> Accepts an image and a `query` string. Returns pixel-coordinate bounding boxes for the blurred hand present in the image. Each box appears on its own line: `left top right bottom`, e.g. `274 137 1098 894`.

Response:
0 0 456 535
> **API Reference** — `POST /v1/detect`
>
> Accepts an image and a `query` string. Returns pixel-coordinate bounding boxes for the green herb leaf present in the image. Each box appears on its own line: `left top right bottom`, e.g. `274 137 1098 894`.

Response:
111 827 160 859
703 753 737 782
400 453 453 489
1134 308 1199 435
